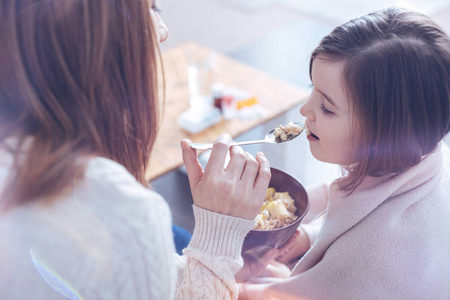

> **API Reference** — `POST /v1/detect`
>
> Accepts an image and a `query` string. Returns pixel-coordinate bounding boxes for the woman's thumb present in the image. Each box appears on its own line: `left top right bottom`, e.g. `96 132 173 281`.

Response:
180 139 203 190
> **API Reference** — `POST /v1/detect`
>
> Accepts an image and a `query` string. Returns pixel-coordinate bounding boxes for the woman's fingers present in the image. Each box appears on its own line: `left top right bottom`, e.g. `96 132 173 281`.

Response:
265 260 291 278
204 134 232 177
225 145 246 175
240 281 301 300
253 152 271 198
236 249 278 283
237 283 251 300
183 134 271 220
253 249 279 276
181 139 204 192
240 152 260 185
276 228 309 264
277 229 300 255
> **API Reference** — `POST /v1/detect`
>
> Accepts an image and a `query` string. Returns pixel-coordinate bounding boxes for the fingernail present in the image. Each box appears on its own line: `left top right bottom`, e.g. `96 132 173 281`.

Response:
257 152 265 157
180 140 191 151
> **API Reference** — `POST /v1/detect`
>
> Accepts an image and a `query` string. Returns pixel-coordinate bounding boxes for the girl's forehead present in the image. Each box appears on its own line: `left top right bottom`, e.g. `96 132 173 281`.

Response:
312 58 349 105
312 56 346 78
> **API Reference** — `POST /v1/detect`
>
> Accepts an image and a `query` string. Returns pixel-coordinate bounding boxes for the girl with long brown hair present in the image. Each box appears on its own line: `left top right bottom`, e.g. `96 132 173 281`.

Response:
0 0 271 299
238 7 450 299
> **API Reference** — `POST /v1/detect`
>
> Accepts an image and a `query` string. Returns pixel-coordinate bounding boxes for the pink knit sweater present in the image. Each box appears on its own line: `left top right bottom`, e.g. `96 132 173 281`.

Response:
247 143 450 299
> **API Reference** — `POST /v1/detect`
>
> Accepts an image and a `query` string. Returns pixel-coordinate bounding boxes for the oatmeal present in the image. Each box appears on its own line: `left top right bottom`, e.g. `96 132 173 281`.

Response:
274 121 303 142
253 187 298 230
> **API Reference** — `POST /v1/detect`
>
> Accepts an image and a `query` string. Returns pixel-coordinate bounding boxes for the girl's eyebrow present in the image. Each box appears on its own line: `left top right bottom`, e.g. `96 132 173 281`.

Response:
317 88 339 110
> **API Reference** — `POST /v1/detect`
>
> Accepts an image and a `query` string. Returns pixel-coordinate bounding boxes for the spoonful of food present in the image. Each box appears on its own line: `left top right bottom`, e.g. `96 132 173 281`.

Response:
190 121 305 150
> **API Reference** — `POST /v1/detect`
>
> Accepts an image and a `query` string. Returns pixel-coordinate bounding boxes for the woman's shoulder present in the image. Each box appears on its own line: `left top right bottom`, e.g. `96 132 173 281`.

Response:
84 156 144 185
4 156 176 299
77 156 170 217
443 140 450 162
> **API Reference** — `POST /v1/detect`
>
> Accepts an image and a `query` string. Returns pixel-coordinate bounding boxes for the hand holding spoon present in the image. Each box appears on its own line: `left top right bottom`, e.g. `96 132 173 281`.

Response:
190 121 305 150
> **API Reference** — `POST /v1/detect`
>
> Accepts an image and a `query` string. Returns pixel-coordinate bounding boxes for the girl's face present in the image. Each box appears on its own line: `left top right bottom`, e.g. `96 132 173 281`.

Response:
150 1 169 43
300 56 359 166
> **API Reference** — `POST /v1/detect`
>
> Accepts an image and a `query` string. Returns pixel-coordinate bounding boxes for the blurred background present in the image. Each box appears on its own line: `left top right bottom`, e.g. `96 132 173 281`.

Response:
151 0 450 232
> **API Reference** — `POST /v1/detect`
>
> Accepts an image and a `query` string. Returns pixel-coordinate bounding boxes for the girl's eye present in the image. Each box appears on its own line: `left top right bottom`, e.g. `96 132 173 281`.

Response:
320 103 334 115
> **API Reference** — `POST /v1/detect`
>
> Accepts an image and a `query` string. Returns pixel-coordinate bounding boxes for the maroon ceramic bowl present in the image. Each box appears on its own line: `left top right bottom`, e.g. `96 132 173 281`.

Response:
242 167 309 258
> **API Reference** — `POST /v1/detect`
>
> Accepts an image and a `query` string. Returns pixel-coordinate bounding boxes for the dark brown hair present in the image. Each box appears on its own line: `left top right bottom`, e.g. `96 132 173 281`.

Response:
0 0 161 205
310 7 450 192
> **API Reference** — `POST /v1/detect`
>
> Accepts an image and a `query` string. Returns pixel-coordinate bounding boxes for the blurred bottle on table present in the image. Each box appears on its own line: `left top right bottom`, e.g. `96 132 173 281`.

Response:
186 46 216 109
211 82 225 111
179 46 222 134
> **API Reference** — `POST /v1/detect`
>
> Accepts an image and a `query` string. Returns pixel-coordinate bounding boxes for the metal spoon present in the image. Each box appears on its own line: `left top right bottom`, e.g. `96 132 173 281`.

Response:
190 121 305 150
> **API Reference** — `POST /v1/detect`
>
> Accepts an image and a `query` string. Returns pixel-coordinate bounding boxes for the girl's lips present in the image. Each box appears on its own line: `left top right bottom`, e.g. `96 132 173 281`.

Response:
307 134 319 142
305 123 319 141
305 124 311 135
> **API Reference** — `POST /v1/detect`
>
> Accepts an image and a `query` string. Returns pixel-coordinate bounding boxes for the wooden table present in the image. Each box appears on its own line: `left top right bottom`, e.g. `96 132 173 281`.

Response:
146 42 309 181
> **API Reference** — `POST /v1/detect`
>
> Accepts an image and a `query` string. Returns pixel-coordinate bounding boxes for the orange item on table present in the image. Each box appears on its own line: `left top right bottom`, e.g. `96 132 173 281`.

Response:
237 97 258 110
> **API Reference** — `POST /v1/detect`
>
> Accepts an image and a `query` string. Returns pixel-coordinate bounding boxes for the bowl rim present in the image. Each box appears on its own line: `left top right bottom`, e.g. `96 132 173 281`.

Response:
250 167 309 232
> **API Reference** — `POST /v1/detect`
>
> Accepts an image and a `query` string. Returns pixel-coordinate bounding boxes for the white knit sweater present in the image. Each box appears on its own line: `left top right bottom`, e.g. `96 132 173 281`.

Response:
0 150 253 299
246 143 450 299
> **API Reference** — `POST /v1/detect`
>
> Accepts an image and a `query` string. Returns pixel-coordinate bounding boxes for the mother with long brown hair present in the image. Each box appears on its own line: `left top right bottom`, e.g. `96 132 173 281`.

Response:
0 0 271 299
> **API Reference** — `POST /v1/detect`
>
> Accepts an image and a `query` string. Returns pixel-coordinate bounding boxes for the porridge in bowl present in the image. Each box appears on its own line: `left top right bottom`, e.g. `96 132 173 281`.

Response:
253 188 298 230
242 167 309 258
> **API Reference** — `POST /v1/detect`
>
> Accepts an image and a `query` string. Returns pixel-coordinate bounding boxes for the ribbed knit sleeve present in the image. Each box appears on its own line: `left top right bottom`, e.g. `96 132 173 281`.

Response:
175 205 254 300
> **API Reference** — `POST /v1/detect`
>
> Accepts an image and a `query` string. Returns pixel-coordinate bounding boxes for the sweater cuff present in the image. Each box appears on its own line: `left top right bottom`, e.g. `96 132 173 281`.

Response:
189 205 255 258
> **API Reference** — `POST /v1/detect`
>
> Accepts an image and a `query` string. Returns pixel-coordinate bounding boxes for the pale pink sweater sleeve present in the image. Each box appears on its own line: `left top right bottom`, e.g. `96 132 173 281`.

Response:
300 215 325 247
174 205 254 300
300 183 329 246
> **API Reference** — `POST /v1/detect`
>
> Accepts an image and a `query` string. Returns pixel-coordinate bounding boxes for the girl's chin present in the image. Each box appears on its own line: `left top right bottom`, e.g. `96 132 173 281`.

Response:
310 149 354 166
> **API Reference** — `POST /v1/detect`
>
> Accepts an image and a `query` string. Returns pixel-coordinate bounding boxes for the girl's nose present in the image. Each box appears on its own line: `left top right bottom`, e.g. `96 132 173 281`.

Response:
300 96 314 121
